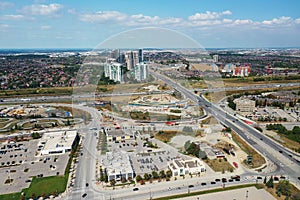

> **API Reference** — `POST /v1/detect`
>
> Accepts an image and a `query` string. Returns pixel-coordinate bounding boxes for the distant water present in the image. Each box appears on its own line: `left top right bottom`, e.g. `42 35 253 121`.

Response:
0 48 93 55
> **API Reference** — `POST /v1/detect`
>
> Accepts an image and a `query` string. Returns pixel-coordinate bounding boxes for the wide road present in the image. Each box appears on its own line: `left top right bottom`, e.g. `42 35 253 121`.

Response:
150 70 300 186
63 104 107 200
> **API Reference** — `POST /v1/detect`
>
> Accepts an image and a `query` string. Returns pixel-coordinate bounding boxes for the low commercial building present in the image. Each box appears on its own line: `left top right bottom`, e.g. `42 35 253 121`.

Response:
102 151 134 181
39 130 78 155
197 142 225 160
234 98 256 112
106 130 135 142
168 158 205 177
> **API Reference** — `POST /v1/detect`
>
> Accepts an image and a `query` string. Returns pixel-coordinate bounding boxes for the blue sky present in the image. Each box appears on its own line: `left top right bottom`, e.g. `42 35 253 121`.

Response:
0 0 299 48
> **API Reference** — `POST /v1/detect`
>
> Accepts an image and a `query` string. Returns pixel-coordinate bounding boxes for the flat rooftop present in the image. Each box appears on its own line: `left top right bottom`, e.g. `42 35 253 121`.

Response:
40 130 77 151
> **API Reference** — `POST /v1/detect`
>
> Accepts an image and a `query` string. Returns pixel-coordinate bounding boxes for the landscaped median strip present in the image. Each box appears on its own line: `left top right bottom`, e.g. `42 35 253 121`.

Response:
154 183 260 200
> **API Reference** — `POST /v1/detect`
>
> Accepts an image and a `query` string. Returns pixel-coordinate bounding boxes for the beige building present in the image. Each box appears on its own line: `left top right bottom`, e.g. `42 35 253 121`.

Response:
106 130 134 142
234 98 256 112
168 158 206 177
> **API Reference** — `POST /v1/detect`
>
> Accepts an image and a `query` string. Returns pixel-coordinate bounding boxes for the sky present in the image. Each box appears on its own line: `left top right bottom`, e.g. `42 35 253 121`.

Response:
0 0 300 49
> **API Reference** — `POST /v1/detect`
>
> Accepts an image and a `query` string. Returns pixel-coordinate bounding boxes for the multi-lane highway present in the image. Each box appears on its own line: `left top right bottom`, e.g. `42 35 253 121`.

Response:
150 70 300 185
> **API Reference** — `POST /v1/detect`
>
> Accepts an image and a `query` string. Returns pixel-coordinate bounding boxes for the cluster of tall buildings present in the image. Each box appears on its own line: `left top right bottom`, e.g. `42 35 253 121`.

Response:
104 49 148 83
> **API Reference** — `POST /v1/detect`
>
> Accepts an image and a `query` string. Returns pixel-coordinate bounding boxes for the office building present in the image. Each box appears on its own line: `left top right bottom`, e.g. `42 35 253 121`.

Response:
134 62 148 81
168 158 206 177
234 98 256 112
39 130 78 155
102 151 134 181
138 49 143 63
125 51 139 70
233 64 251 77
104 62 124 83
213 55 219 63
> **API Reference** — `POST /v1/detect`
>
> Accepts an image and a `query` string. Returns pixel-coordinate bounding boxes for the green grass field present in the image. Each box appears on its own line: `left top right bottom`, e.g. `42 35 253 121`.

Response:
0 192 21 200
22 176 67 199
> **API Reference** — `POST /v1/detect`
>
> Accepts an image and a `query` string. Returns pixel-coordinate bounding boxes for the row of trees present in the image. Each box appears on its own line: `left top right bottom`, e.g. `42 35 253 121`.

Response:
135 170 172 183
266 124 300 143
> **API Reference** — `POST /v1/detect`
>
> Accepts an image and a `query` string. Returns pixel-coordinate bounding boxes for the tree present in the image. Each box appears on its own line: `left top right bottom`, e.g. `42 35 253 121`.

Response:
152 171 159 179
109 179 116 186
263 176 267 184
266 176 274 188
121 177 127 183
159 170 166 179
276 180 292 198
31 132 41 139
144 173 150 181
166 170 172 178
136 175 142 182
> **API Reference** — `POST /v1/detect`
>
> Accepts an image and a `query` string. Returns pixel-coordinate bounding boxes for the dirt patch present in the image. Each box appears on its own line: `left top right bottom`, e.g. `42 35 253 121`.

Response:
232 131 266 169
205 158 234 172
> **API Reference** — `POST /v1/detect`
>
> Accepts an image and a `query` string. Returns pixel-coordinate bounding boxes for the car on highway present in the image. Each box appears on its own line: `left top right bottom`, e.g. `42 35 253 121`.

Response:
188 185 194 188
211 181 216 184
133 187 139 191
201 182 207 186
215 178 221 182
222 178 227 183
233 162 238 168
86 183 89 187
82 193 87 198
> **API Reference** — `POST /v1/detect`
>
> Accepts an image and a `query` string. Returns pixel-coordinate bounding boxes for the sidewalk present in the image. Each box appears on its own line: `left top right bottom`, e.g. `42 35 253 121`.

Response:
176 186 275 200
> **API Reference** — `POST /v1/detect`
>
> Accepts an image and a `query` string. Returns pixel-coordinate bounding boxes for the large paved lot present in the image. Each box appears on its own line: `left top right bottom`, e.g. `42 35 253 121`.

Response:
0 140 69 194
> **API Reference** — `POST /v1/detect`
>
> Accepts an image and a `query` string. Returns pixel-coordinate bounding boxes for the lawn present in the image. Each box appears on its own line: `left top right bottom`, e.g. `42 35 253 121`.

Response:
0 192 21 200
22 176 67 199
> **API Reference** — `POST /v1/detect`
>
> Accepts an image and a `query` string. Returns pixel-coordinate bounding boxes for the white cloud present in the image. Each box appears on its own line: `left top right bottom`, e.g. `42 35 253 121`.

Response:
1 15 25 20
233 19 253 25
40 25 51 30
0 24 9 32
80 11 182 27
0 24 9 28
78 10 300 31
188 10 232 21
0 2 14 10
80 11 127 23
21 3 63 16
262 16 292 25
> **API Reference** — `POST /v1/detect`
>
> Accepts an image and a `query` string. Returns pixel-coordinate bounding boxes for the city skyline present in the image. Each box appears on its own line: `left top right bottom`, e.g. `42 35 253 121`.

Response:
0 0 300 48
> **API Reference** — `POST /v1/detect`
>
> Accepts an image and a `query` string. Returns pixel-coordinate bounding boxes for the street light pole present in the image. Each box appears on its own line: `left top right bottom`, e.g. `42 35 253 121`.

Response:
246 190 249 200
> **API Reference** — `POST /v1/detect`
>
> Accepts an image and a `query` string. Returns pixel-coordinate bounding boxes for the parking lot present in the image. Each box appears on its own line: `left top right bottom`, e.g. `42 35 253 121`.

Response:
0 140 69 194
106 132 189 176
